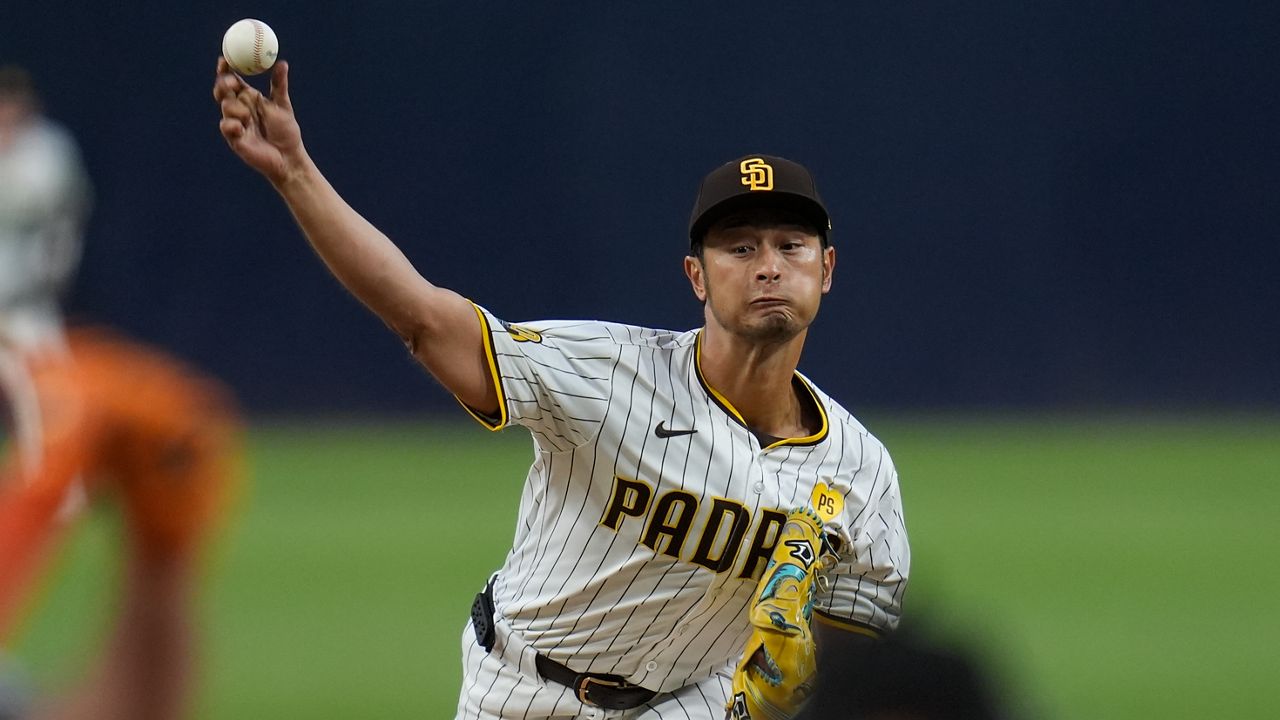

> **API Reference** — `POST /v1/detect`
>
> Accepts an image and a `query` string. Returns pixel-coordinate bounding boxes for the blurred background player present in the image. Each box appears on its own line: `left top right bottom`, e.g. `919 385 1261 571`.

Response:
0 65 91 478
1 63 240 720
0 328 241 720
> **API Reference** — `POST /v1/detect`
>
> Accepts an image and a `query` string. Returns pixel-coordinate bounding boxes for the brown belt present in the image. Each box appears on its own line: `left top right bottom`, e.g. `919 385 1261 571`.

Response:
533 653 658 710
472 577 656 710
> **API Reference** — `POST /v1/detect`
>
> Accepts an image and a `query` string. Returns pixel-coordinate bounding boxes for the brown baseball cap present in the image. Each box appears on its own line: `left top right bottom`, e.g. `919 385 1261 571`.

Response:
688 154 831 247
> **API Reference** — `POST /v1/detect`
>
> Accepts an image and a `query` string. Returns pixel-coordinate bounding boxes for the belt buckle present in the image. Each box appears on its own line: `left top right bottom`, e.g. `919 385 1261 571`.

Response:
576 675 624 706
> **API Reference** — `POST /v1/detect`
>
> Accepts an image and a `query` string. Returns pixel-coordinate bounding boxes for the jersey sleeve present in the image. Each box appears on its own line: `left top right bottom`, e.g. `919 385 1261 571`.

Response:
461 304 617 451
814 444 910 637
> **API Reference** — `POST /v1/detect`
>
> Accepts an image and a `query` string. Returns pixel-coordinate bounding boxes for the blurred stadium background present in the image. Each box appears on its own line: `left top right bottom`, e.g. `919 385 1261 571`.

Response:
4 1 1278 718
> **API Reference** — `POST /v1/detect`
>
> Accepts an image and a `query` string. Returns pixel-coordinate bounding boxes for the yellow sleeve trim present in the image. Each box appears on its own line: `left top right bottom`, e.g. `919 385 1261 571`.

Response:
814 610 883 639
456 304 508 431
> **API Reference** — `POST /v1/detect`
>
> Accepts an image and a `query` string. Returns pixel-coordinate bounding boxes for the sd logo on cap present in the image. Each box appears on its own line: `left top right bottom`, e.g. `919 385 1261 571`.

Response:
688 154 832 248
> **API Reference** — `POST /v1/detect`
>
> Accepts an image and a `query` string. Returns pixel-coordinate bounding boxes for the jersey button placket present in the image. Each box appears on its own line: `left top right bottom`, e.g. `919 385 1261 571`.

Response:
746 433 764 495
755 453 784 509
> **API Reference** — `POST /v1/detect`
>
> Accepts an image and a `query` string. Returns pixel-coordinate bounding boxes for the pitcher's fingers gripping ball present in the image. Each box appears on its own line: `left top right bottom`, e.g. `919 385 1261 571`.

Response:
728 507 836 720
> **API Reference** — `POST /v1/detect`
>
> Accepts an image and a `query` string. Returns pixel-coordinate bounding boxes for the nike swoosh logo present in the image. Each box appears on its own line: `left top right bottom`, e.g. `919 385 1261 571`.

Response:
654 421 697 439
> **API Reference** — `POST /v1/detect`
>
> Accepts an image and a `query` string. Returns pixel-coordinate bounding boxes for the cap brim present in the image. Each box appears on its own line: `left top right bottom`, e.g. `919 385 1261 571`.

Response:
689 192 830 246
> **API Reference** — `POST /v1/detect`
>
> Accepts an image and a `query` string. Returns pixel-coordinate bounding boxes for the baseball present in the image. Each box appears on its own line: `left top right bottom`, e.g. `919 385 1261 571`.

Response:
221 18 279 76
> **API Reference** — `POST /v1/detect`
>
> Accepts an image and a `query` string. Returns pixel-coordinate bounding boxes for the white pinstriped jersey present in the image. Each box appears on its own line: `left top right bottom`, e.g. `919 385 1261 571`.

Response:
464 304 909 695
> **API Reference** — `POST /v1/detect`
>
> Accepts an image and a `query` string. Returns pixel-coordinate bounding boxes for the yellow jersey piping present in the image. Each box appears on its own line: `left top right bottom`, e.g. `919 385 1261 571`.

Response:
693 331 829 449
455 303 509 431
813 610 883 638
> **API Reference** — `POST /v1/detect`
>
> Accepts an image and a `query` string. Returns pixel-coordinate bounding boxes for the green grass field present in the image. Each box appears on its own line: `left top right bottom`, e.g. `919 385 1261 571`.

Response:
13 414 1280 718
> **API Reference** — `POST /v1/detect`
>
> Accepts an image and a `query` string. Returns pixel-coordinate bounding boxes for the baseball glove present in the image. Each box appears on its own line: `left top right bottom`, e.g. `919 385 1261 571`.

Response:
115 416 240 560
727 507 836 720
62 330 243 560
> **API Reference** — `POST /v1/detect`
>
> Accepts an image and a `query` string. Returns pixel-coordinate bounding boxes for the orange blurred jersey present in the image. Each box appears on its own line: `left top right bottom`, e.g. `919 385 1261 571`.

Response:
0 329 240 641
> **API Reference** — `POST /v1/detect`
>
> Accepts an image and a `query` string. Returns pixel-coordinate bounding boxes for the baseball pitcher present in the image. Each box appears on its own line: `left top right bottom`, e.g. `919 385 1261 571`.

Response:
213 58 909 719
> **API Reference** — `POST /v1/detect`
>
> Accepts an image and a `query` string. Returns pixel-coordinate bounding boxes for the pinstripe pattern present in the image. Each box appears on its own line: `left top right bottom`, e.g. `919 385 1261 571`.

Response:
457 613 738 719
457 305 909 717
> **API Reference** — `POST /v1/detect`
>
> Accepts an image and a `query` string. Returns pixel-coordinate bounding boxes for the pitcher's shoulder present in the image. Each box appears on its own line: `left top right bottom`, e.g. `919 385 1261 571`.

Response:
803 380 896 467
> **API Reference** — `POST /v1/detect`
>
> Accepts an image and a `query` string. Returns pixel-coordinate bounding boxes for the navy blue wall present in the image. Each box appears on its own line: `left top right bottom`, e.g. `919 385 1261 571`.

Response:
4 2 1277 412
